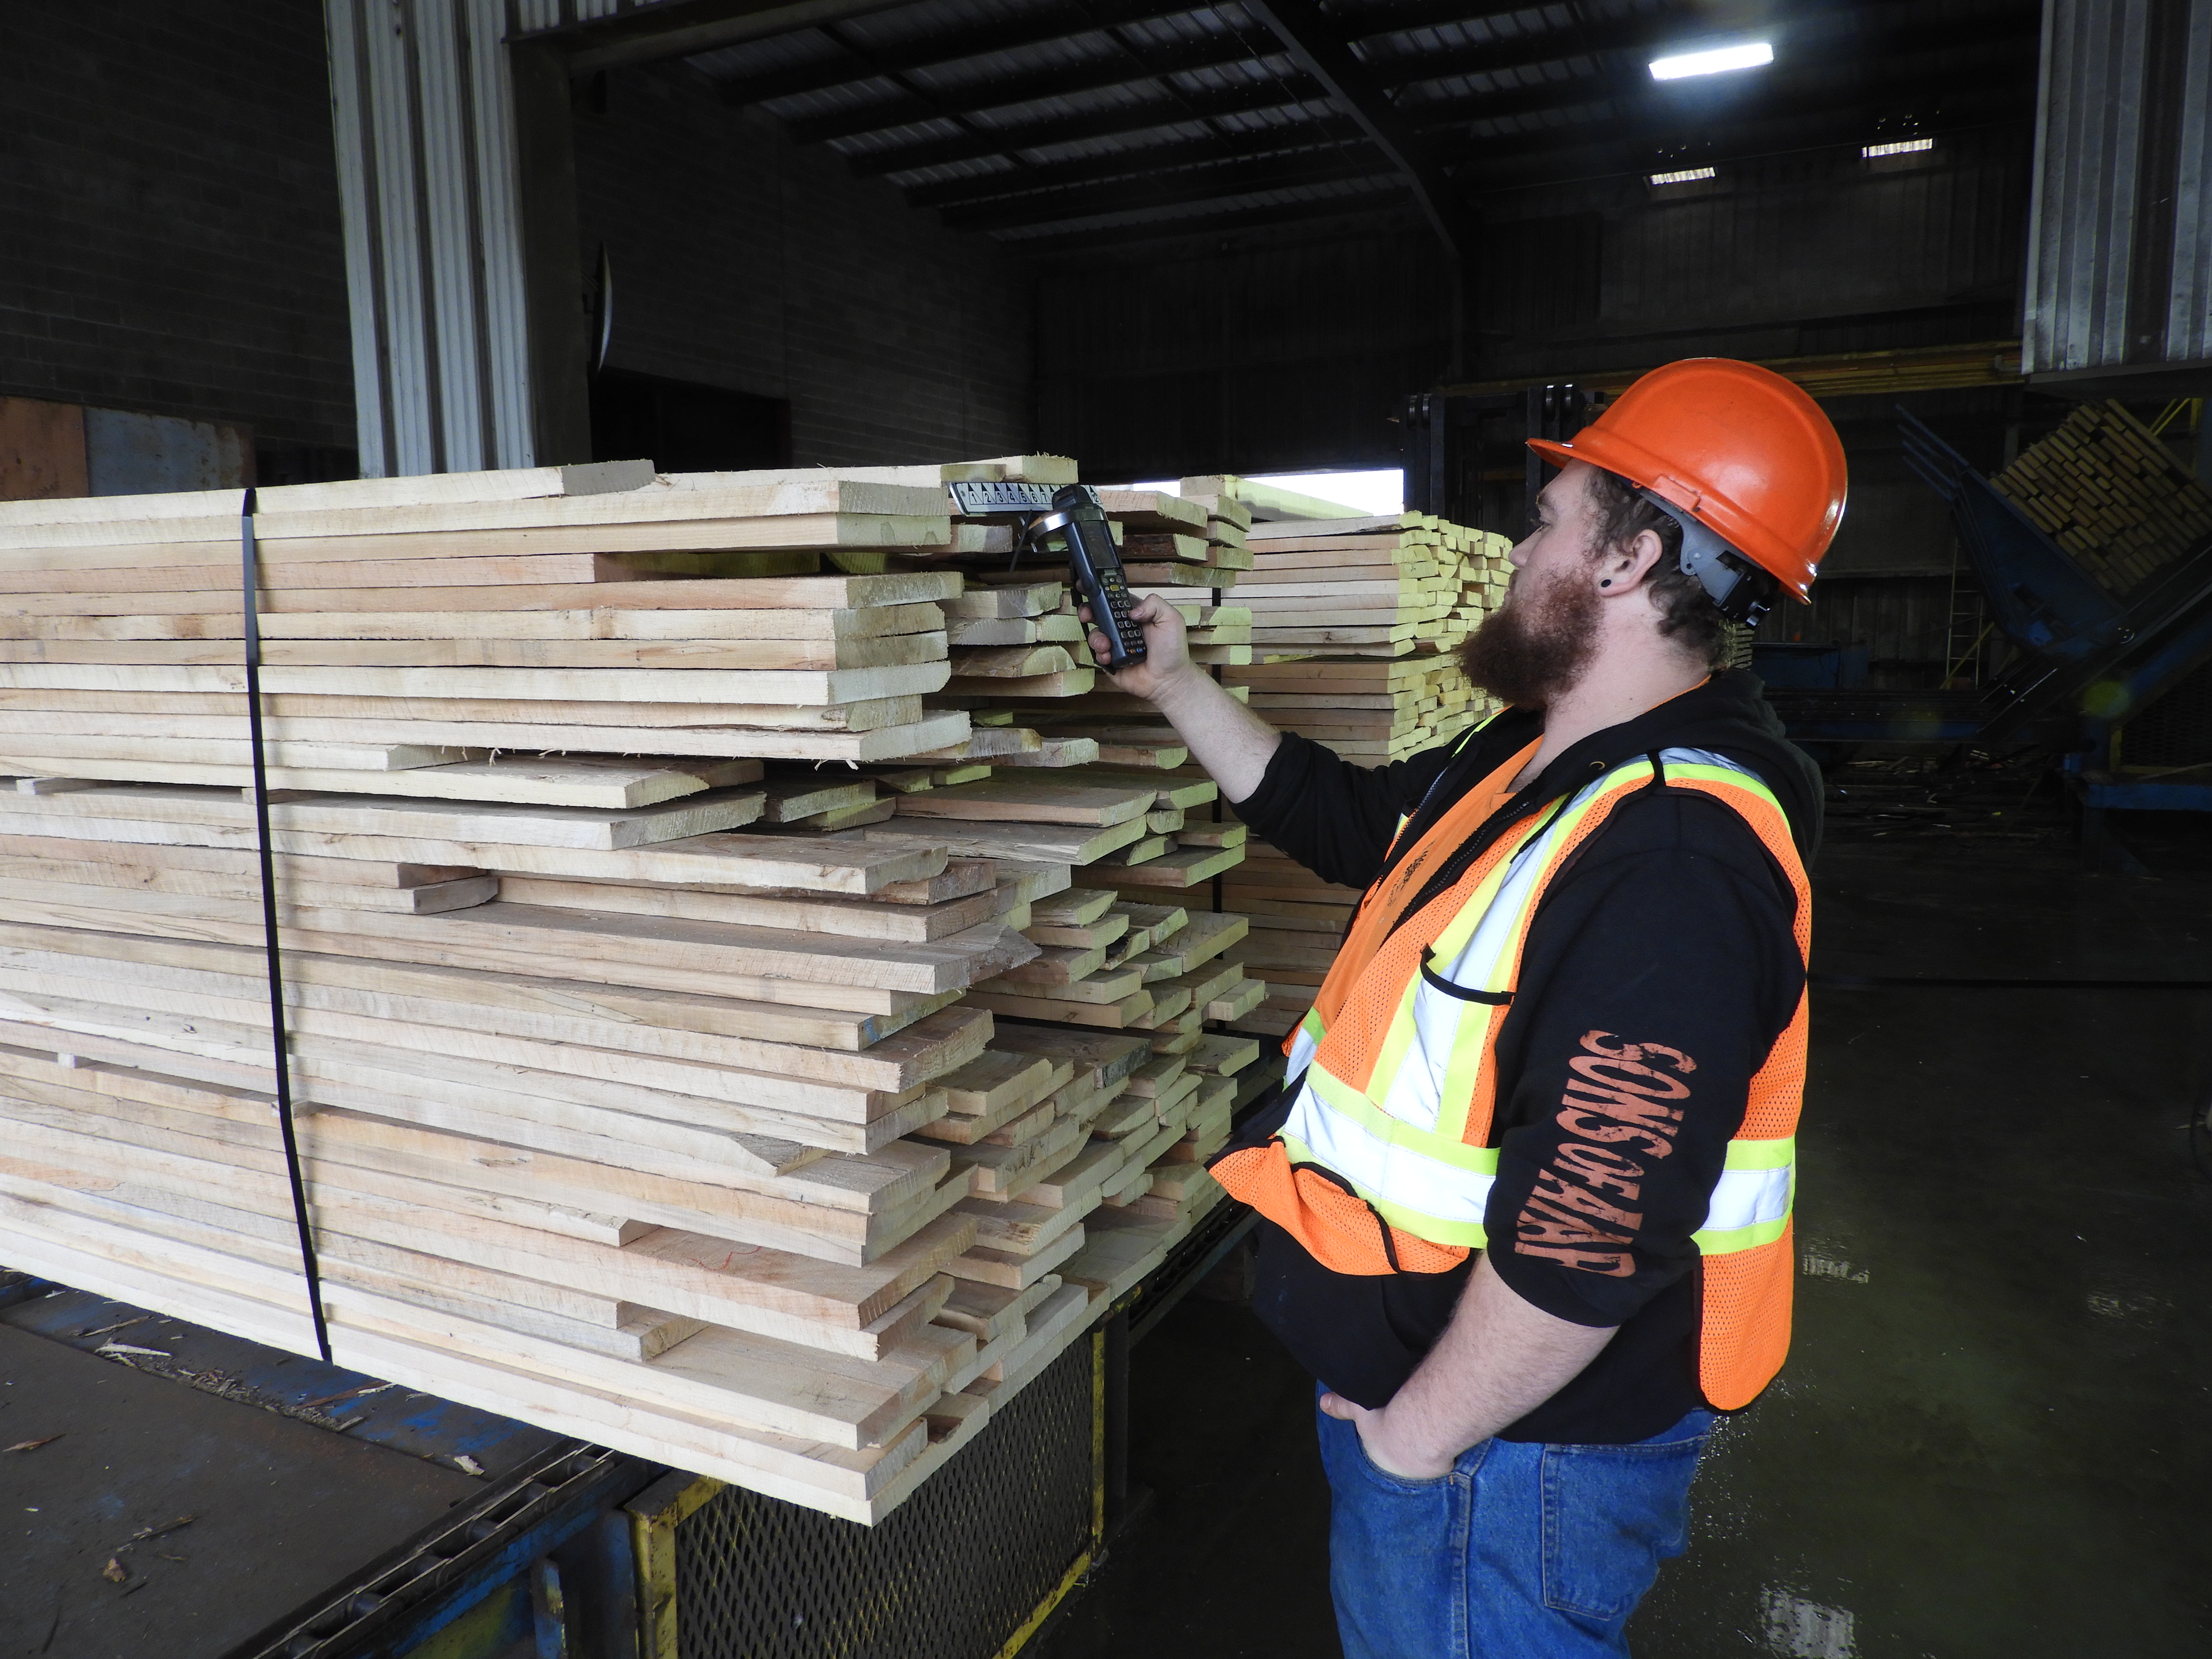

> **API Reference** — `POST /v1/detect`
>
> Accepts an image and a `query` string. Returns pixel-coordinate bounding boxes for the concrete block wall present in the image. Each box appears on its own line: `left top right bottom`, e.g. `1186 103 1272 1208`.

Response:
573 65 1034 468
0 1 356 460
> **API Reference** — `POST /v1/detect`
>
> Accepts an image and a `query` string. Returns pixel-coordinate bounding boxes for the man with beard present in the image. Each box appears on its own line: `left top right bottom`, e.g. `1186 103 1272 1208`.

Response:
1079 360 1844 1657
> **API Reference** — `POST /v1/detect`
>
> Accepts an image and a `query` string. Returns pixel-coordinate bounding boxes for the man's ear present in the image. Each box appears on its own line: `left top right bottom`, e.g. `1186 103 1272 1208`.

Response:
1599 526 1668 594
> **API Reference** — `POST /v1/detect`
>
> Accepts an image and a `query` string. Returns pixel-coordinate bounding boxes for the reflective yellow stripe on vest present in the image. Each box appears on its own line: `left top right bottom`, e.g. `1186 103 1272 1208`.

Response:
1276 747 1798 1259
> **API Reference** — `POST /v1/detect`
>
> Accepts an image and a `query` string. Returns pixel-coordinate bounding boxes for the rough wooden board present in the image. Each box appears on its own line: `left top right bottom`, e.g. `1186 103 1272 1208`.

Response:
857 815 1147 865
1025 887 1120 928
9 714 971 766
1023 909 1129 949
891 776 1156 829
0 920 968 1066
1187 1033 1262 1076
1058 768 1218 810
492 873 1007 943
0 800 941 894
1091 844 1246 889
760 779 879 823
0 781 765 850
18 600 952 644
0 856 498 915
940 581 1062 620
934 1275 1057 1343
0 498 952 562
940 670 1099 702
0 547 839 593
0 571 965 618
0 749 769 811
0 461 655 529
0 687 931 732
0 874 1032 995
944 1222 1087 1291
944 644 1082 680
1092 490 1207 533
0 660 955 706
981 1027 1153 1090
936 1049 1054 1116
0 833 478 888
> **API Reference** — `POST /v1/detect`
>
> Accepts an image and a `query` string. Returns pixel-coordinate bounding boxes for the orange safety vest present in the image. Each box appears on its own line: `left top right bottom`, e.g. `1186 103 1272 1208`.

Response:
1216 745 1809 1411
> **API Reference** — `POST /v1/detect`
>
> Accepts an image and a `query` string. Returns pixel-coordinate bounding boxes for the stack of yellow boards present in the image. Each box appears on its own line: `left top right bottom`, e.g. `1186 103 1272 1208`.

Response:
1990 399 2212 597
1231 511 1509 660
0 458 1246 1524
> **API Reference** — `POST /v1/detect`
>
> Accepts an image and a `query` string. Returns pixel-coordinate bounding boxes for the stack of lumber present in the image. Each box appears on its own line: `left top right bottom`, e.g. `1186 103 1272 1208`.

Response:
0 457 1272 1521
933 576 1100 742
831 757 1263 1300
0 774 1067 1522
1101 487 1252 598
0 459 1094 1523
1232 512 1509 659
1991 400 2212 597
1223 656 1489 764
0 464 978 792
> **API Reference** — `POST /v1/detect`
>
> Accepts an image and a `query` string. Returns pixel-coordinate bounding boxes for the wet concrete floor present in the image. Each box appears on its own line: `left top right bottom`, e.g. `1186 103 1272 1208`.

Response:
1038 834 2212 1658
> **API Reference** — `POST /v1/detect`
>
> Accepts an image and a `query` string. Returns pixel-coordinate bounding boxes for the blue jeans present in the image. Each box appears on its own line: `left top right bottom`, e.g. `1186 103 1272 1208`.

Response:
1316 1388 1712 1659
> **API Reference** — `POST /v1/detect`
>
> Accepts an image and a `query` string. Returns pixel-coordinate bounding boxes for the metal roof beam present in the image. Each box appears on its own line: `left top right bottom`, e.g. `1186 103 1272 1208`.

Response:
848 75 1322 177
713 0 1186 107
904 116 1367 208
937 148 1391 230
513 0 911 75
783 30 1268 143
1010 184 1415 253
1200 0 1468 258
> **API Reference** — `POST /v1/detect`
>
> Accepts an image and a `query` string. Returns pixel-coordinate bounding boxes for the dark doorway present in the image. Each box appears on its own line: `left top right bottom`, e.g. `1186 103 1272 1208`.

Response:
589 369 790 472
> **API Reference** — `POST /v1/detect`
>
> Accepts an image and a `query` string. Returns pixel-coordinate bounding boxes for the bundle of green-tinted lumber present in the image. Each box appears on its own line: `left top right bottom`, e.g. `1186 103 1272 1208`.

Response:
0 463 978 795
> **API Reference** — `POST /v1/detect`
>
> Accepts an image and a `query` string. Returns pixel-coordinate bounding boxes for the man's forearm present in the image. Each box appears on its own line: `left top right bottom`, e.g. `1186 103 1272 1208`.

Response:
1149 668 1282 804
1336 1255 1616 1476
1084 595 1282 803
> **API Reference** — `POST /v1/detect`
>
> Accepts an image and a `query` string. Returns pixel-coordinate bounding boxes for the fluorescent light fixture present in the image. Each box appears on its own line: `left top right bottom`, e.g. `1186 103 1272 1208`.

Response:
1650 41 1773 80
1862 138 1934 157
1649 166 1717 186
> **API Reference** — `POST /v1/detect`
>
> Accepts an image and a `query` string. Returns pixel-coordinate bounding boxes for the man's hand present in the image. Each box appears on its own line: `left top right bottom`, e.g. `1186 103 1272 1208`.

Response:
1079 593 1201 703
1319 1391 1458 1481
1076 588 1281 802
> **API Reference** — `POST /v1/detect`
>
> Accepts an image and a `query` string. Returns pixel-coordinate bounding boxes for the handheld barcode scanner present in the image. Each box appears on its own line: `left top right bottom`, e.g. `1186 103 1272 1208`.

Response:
947 480 1149 671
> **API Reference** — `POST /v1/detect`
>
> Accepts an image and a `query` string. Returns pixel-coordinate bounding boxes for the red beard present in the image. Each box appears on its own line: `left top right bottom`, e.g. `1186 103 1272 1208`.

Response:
1456 564 1602 711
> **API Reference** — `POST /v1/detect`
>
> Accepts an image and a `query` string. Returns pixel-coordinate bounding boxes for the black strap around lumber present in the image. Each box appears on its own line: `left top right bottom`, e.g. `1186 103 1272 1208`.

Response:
240 487 334 1363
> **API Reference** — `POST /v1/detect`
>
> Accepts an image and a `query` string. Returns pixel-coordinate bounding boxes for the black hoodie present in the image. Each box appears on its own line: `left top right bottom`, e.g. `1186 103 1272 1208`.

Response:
1231 671 1819 1443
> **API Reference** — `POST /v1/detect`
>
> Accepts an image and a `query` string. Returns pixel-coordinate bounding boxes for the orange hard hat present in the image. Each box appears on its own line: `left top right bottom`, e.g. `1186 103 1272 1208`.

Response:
1527 358 1847 605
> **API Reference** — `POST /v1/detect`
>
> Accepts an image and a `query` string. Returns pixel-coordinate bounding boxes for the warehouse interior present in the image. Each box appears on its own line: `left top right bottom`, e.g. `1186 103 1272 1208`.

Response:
2 0 2210 1655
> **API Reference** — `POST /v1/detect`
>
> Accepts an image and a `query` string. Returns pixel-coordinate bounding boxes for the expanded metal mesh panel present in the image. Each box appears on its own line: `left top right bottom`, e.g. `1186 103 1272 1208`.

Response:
674 1342 1096 1659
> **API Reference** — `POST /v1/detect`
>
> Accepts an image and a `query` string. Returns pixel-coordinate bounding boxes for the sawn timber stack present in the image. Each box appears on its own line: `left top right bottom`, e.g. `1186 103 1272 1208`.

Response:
0 462 1057 1524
